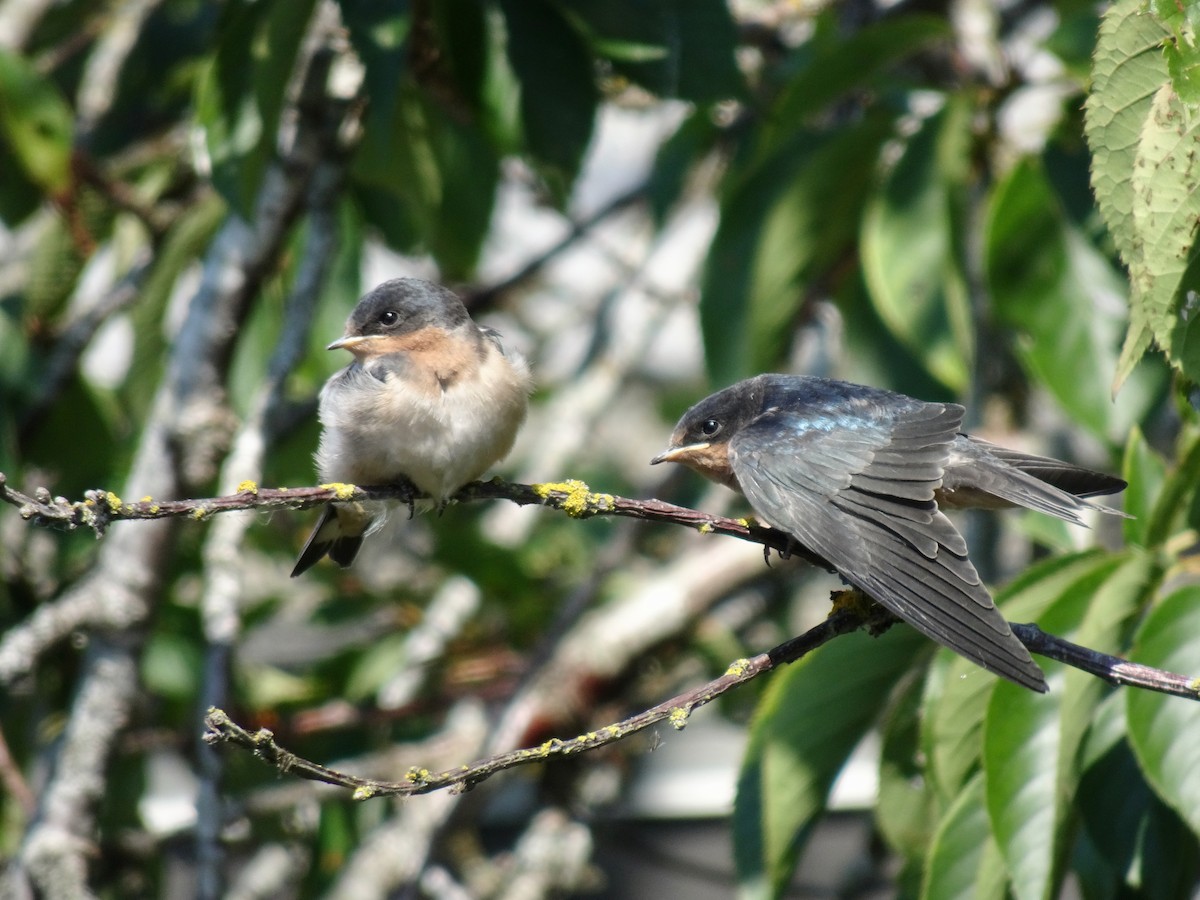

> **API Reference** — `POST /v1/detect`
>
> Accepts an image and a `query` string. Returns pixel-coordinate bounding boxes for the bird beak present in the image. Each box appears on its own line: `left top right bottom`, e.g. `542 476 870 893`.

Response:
326 334 371 352
650 442 709 465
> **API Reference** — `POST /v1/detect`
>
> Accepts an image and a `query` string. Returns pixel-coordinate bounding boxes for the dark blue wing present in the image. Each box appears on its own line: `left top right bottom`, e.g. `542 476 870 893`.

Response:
730 400 1046 692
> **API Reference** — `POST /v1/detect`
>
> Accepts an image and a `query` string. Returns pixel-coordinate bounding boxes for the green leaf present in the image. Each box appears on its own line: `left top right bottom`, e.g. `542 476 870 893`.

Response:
430 0 488 108
1129 83 1200 384
921 773 1007 900
141 632 202 702
758 15 951 161
1078 697 1200 900
876 671 937 864
1084 0 1200 387
0 49 73 193
984 554 1149 900
341 0 411 187
236 662 319 707
498 0 597 201
1121 425 1168 545
1144 429 1200 547
1085 0 1171 276
0 133 41 224
351 78 499 275
1154 1 1200 103
195 0 317 216
698 136 810 385
646 110 718 225
923 552 1110 804
126 194 227 417
428 115 499 278
1126 586 1200 836
861 97 973 391
344 631 410 701
745 114 895 376
985 159 1127 438
833 269 956 402
563 0 743 101
733 625 926 898
1084 0 1173 390
700 115 893 383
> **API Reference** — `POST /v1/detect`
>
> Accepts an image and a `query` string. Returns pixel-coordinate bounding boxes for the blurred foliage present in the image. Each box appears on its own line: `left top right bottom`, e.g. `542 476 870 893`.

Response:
3 0 1200 897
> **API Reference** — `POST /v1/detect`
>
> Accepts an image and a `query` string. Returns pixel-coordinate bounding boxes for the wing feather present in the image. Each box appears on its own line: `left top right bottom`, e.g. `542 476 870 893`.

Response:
730 404 1046 691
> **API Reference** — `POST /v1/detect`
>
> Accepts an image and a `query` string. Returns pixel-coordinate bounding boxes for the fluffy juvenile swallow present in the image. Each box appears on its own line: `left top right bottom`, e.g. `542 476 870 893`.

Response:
291 278 532 576
651 374 1127 692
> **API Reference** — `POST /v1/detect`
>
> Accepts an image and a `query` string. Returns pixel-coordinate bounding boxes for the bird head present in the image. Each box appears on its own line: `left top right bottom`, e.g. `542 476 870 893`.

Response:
651 378 767 489
328 278 469 359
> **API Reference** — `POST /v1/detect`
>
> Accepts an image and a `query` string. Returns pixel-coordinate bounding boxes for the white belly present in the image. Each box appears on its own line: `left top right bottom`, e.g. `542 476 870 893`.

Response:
316 351 530 500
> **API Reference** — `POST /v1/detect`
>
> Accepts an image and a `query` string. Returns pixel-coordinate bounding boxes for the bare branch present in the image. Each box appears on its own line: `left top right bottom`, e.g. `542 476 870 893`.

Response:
1011 622 1200 697
17 642 138 898
200 587 1200 800
7 470 1199 705
0 474 820 565
202 602 872 798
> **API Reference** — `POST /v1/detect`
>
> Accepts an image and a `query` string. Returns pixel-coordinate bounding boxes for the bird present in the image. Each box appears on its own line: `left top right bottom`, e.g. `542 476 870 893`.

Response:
650 374 1128 692
291 278 532 577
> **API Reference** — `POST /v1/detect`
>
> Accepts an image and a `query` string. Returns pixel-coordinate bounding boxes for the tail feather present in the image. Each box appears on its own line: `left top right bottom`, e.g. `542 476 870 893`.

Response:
942 438 1129 523
981 445 1127 498
291 505 368 577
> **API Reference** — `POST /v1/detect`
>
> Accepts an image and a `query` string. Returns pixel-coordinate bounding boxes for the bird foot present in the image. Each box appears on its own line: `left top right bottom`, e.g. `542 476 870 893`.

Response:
829 589 897 637
389 476 418 519
762 534 801 567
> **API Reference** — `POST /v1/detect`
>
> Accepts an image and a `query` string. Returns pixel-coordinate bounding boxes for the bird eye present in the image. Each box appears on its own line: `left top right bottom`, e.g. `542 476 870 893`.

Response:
700 419 721 437
378 309 399 326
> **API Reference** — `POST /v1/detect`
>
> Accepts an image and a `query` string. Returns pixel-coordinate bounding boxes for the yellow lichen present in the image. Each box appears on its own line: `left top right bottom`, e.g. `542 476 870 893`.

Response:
1189 677 1200 695
532 479 614 518
829 588 872 618
725 658 751 677
320 482 357 501
105 492 123 513
236 480 259 495
192 508 208 520
668 707 690 730
405 767 431 784
352 785 376 801
697 522 714 534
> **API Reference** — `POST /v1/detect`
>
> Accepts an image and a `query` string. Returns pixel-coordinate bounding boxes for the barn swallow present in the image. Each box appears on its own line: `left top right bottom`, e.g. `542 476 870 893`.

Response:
651 374 1128 692
291 278 532 576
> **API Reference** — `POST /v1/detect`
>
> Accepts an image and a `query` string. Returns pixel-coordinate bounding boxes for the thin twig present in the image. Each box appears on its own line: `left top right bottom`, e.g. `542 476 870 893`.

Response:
201 594 1200 800
0 473 827 567
1011 622 1200 696
461 184 646 310
203 604 871 799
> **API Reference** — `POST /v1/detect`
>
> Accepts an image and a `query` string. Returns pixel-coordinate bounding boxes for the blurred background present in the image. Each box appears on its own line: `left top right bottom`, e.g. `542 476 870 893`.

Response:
3 0 1200 897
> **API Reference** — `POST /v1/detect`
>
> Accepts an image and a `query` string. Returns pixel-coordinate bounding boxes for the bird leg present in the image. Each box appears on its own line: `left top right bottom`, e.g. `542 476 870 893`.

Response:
389 475 418 519
762 532 802 567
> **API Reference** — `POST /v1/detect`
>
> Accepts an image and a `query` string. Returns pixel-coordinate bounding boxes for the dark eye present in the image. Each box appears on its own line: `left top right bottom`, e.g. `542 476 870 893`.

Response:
700 419 721 437
378 309 399 326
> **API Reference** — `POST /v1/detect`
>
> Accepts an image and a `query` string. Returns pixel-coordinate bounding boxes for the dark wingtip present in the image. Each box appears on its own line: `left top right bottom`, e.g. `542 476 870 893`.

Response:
292 505 341 577
328 536 363 568
1023 667 1050 693
291 541 330 577
291 534 362 577
986 654 1048 692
